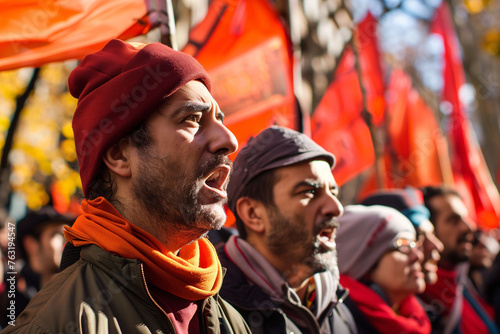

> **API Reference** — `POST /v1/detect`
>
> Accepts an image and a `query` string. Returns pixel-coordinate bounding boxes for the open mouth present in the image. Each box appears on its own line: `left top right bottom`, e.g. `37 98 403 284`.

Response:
204 165 231 198
317 228 336 251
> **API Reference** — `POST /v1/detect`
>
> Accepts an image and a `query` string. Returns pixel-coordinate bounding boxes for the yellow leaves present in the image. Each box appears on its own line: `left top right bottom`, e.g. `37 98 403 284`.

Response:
0 115 10 131
41 64 67 86
0 61 81 211
464 0 491 14
0 70 28 101
24 182 50 210
481 29 500 56
61 122 74 139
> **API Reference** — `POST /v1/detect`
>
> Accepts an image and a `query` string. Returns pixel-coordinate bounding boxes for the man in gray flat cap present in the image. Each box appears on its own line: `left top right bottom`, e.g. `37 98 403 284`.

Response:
218 125 358 333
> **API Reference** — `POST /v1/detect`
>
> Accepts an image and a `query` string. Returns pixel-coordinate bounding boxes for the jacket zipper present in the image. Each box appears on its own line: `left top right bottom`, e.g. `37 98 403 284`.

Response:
140 263 176 333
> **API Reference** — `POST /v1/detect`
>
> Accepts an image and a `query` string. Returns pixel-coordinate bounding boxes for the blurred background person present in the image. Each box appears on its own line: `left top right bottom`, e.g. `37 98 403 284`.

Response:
468 229 499 297
0 206 74 328
481 230 500 329
360 187 444 285
336 205 430 334
420 186 498 334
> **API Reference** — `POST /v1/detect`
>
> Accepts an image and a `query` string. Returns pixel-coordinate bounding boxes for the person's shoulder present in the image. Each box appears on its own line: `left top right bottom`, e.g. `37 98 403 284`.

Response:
205 294 252 333
1 261 86 332
1 321 47 334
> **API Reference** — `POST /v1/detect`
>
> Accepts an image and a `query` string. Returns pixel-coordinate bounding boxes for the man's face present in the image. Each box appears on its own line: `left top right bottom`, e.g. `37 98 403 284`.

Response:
470 232 497 269
417 221 443 285
429 194 476 268
130 81 238 239
265 160 343 280
30 223 66 276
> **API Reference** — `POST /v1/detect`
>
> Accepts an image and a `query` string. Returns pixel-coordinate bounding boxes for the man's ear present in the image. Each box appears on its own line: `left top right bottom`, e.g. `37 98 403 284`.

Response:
102 139 132 178
236 197 267 234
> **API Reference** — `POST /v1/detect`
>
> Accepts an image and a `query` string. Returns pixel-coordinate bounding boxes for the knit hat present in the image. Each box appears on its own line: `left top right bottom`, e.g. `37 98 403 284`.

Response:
336 205 416 280
69 39 211 196
227 126 335 217
360 187 431 229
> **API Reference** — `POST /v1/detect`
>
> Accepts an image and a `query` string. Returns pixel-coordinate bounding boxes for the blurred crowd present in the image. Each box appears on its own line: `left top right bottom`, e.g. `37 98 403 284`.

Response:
2 177 500 332
1 39 500 334
0 207 75 328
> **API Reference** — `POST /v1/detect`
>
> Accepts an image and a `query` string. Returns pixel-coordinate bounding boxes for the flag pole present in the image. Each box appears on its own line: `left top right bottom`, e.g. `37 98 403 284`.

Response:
277 0 310 134
163 0 178 50
349 32 386 189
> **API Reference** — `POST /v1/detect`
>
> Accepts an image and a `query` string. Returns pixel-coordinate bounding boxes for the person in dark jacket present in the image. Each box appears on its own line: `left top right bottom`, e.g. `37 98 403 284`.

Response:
419 186 498 334
219 125 358 334
1 39 250 334
484 250 500 329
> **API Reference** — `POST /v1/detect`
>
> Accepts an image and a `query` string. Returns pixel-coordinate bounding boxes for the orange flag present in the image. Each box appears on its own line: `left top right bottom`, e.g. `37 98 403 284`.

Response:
431 2 500 228
183 0 297 157
0 0 154 70
385 70 451 187
183 0 296 227
356 69 452 202
311 13 384 185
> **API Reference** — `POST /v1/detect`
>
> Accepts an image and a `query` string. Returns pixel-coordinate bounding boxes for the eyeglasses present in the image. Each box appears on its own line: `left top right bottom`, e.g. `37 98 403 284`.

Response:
388 238 420 255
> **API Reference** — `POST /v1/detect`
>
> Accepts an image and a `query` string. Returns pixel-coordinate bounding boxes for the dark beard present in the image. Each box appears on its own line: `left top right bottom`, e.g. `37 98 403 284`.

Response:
266 207 339 277
131 148 231 235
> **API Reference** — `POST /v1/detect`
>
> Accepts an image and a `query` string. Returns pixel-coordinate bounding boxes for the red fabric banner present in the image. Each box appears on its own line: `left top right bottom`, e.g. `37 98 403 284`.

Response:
311 13 384 185
385 69 451 188
431 2 500 229
183 0 297 227
183 0 297 160
0 0 153 70
356 69 452 202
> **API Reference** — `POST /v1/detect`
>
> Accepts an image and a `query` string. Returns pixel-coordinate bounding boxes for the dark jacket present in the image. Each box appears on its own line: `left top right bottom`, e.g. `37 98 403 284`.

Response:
1 245 251 334
484 252 500 329
217 247 358 334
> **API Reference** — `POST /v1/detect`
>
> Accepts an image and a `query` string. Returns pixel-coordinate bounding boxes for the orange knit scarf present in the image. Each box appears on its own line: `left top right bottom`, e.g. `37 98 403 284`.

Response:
63 197 222 301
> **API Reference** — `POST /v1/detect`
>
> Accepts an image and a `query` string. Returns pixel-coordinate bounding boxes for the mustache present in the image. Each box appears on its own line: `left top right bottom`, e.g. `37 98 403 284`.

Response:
196 154 232 179
317 217 339 231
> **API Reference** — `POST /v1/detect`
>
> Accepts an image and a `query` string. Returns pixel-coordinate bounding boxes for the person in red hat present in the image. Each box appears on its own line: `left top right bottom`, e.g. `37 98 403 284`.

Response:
1 39 250 334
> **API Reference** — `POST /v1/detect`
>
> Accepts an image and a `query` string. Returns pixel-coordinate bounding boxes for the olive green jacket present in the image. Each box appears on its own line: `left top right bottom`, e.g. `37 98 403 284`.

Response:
1 245 251 334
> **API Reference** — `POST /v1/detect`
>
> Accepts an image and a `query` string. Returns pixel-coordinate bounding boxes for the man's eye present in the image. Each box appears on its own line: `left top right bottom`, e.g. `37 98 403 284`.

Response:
185 114 202 123
302 189 316 195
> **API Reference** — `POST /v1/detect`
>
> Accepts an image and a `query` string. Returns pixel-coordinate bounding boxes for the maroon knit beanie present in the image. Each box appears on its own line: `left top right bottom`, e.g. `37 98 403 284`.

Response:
69 39 211 196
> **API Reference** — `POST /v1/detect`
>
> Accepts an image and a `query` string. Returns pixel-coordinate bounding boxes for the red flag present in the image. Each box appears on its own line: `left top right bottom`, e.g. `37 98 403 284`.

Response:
431 2 500 228
183 0 297 158
356 69 452 201
0 0 154 70
384 69 451 188
183 0 296 227
311 13 384 185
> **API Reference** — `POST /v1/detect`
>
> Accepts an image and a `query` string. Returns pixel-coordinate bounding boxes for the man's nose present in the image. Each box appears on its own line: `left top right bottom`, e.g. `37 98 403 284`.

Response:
321 192 344 219
425 232 444 254
208 119 238 156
